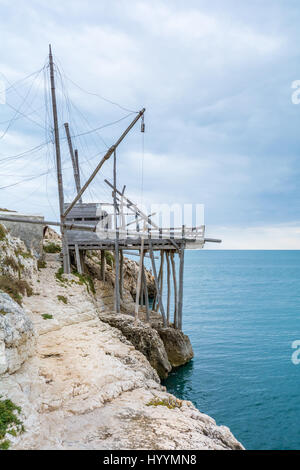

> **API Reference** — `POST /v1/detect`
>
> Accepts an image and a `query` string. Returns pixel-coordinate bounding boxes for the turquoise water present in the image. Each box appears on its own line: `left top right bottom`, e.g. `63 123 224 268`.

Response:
162 250 300 450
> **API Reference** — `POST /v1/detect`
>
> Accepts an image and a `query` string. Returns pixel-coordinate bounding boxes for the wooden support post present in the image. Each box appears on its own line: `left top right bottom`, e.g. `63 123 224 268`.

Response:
134 238 144 322
170 252 178 328
166 251 171 325
142 263 150 322
114 241 120 313
75 244 82 274
101 250 105 281
113 150 120 313
119 250 124 300
155 251 164 312
148 241 167 327
49 44 70 274
64 123 82 203
178 246 185 330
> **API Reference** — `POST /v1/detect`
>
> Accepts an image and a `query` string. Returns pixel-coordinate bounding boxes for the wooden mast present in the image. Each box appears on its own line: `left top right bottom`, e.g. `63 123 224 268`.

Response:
49 44 69 273
64 123 82 203
113 150 121 313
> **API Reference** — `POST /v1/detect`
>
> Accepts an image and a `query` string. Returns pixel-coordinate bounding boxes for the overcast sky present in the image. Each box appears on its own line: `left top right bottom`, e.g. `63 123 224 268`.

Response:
0 0 300 248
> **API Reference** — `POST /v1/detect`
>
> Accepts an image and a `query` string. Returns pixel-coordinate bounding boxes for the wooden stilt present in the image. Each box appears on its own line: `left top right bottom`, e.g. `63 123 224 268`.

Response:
178 246 185 330
101 250 105 281
114 240 120 313
142 264 150 322
154 251 164 312
134 238 144 322
113 150 120 313
170 252 178 328
148 241 167 327
166 251 171 325
119 250 124 300
75 244 82 274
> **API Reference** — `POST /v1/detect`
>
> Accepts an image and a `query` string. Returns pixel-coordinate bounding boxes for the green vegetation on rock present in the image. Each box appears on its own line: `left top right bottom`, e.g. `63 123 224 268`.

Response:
57 295 68 304
0 397 25 450
0 224 7 242
43 242 61 254
0 276 33 305
146 396 183 410
37 259 47 270
42 313 53 320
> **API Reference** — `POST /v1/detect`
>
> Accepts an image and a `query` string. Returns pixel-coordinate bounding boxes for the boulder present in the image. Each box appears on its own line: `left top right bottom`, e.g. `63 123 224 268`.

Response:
156 327 194 368
0 292 36 375
98 312 172 379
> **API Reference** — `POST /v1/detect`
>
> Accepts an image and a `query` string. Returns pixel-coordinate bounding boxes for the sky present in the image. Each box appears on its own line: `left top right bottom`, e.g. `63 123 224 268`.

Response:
0 0 300 249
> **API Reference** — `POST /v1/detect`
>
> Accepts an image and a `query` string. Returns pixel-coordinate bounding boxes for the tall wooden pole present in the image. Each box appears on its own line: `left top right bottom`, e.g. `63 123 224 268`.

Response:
170 252 178 328
113 150 120 313
148 241 167 327
178 246 185 330
135 237 144 322
64 123 82 203
101 250 105 281
49 45 69 273
166 251 171 325
119 249 124 300
142 264 150 322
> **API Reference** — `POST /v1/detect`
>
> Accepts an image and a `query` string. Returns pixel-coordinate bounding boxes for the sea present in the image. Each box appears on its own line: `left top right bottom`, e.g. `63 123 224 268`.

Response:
159 250 300 450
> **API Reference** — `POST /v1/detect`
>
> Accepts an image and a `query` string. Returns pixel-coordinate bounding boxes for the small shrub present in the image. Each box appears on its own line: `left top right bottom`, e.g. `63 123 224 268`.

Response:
42 314 53 320
72 271 95 295
14 248 33 259
104 251 114 267
37 259 47 270
3 256 20 273
0 397 25 450
146 396 183 410
0 275 33 305
57 295 67 304
0 224 7 242
55 267 67 285
43 243 61 254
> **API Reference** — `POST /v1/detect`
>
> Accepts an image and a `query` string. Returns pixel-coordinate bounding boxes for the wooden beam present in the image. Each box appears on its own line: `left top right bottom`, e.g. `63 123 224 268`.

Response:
63 109 145 218
0 215 95 231
104 179 159 229
148 240 167 327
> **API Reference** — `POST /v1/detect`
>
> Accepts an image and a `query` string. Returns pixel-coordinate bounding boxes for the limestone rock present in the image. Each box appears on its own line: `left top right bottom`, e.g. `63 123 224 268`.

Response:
156 327 194 368
98 312 172 379
0 292 36 375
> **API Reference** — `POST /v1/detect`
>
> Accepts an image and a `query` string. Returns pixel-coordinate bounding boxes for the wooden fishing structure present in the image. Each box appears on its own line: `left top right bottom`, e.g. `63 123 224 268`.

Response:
0 46 221 330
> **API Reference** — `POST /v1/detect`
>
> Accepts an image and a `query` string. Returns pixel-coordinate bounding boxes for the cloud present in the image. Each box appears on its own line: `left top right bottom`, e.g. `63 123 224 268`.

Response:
0 1 299 249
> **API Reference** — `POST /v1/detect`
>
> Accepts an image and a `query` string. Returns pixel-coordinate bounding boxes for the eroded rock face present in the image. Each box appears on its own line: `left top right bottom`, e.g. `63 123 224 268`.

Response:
0 292 36 375
156 327 194 368
98 312 172 379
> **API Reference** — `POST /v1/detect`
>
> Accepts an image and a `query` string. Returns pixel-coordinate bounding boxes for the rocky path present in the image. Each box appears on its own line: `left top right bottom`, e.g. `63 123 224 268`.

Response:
0 254 244 450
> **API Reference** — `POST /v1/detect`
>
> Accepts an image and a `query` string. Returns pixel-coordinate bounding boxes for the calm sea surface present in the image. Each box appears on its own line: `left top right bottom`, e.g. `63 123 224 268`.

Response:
161 250 300 450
